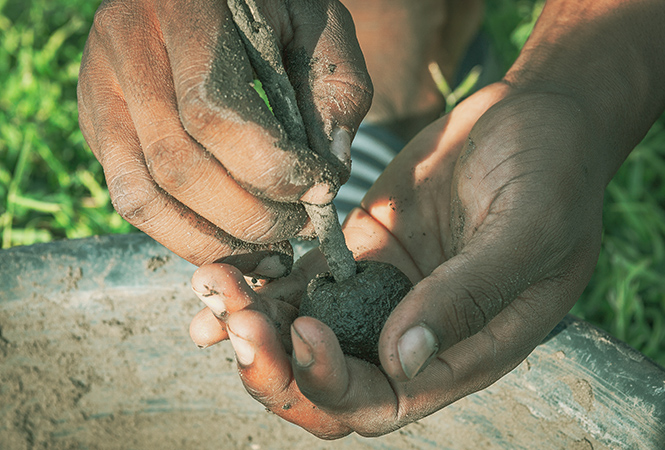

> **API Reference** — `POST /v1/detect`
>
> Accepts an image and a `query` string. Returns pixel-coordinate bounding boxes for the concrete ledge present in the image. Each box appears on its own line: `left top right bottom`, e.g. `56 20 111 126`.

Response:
1 234 663 449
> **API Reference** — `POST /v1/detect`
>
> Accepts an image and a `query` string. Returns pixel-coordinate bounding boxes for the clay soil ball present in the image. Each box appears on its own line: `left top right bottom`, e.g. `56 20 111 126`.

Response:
299 260 412 365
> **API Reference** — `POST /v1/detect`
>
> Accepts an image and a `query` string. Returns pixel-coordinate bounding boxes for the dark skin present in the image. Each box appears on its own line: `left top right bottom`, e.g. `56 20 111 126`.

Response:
77 0 483 277
80 0 665 440
190 81 607 437
78 0 373 277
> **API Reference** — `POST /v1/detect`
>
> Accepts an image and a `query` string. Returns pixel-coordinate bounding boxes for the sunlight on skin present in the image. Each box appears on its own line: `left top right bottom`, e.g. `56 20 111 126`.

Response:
360 83 514 277
185 78 621 436
342 208 422 283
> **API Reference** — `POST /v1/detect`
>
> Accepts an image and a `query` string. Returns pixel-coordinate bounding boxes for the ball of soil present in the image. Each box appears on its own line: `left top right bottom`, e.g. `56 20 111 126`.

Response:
299 260 412 365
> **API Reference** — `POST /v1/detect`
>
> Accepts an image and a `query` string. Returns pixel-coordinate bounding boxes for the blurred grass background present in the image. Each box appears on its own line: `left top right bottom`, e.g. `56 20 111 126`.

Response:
1 0 663 366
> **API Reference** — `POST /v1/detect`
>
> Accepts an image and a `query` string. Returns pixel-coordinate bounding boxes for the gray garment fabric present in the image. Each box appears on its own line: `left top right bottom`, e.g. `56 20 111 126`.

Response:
292 32 500 260
333 123 405 223
292 123 405 260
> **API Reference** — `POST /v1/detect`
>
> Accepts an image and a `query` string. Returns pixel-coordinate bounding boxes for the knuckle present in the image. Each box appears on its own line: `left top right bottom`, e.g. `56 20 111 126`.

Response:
308 60 373 129
178 88 214 137
328 76 373 119
76 63 91 96
229 213 274 245
243 384 272 405
239 206 307 244
92 0 128 36
107 170 160 224
357 74 374 110
143 136 200 191
178 84 236 141
463 278 514 334
463 285 492 327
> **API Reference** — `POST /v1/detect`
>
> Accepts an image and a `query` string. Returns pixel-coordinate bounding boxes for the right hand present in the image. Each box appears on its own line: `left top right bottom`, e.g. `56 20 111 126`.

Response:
77 0 372 277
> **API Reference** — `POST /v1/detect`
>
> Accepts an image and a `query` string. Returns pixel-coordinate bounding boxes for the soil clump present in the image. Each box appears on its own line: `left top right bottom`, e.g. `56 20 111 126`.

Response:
299 260 412 364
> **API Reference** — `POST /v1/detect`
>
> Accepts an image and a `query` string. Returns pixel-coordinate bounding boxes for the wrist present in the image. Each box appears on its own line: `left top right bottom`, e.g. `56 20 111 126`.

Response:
503 0 665 184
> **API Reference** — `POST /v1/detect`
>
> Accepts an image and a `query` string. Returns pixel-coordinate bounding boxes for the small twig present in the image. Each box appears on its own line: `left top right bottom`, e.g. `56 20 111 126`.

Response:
302 202 356 282
228 0 356 282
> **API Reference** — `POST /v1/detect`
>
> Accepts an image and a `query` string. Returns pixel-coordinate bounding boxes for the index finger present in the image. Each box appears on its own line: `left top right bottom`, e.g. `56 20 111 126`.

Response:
77 43 294 270
227 309 352 439
156 0 345 204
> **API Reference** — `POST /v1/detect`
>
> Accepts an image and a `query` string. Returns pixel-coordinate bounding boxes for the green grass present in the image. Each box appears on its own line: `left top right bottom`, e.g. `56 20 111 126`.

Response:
0 0 134 249
574 124 665 361
1 0 664 366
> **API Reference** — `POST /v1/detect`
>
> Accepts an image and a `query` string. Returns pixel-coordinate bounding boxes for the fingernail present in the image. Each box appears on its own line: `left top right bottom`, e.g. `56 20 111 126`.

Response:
331 128 351 166
398 325 439 380
252 254 288 279
300 182 334 205
291 325 313 367
192 286 227 318
227 328 255 366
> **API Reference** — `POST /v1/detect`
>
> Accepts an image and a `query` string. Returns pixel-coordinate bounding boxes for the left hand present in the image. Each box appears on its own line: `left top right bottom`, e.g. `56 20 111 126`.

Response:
188 82 607 438
78 0 372 277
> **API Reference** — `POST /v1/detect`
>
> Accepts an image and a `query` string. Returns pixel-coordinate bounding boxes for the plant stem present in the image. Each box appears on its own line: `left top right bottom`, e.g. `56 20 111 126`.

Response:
2 128 33 249
228 0 356 282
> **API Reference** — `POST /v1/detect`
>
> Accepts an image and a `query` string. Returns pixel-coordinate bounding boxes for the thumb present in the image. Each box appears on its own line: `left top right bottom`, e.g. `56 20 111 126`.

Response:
286 0 373 181
378 251 527 382
378 217 600 382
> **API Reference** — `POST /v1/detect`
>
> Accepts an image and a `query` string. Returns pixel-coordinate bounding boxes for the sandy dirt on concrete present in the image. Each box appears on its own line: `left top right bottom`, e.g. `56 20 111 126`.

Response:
1 236 658 449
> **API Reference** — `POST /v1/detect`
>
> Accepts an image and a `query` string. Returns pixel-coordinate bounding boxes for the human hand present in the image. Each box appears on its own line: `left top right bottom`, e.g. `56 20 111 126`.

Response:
188 82 607 437
77 0 371 277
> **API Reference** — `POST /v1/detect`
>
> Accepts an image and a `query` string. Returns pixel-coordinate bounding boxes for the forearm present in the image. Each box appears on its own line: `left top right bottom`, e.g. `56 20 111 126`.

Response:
504 0 665 185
